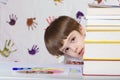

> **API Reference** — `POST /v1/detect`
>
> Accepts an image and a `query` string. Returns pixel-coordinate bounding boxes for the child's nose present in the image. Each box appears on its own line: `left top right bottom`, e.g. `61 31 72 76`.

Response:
70 46 78 53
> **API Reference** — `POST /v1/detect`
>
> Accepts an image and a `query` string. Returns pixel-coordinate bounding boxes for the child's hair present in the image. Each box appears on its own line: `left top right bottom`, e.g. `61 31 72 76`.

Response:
44 16 82 56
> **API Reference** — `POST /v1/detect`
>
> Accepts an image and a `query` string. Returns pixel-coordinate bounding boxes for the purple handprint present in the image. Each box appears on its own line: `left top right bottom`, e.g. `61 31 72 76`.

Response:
28 45 39 55
0 0 8 5
7 14 17 26
76 11 86 23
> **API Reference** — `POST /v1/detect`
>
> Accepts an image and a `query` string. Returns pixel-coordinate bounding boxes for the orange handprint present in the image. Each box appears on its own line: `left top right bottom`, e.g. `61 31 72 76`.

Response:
26 17 38 30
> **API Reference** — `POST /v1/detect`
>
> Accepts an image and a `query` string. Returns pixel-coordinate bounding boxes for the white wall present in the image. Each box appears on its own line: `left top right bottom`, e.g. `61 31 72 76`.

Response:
0 0 88 65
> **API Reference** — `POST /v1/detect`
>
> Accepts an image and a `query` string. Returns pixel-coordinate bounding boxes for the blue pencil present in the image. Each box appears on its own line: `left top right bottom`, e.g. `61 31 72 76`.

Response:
13 67 32 70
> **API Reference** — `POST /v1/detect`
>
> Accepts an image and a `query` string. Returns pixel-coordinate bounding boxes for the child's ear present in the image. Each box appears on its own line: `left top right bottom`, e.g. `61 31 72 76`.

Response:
79 26 86 37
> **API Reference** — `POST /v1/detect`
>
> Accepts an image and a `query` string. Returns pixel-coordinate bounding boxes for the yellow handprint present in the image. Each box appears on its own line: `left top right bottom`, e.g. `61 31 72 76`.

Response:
0 40 17 57
53 0 63 5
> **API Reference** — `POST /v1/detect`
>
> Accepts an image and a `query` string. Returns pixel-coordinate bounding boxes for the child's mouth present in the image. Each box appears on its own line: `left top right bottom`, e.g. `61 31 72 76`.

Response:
79 48 84 56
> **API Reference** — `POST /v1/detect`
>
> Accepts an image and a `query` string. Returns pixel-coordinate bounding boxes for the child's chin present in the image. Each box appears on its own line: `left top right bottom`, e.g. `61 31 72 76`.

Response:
75 55 82 58
76 53 84 58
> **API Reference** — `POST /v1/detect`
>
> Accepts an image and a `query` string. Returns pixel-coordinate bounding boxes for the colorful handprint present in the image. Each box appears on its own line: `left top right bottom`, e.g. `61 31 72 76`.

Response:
53 0 63 5
45 16 55 30
0 40 17 57
28 45 39 55
76 11 86 23
46 16 55 25
0 0 8 5
26 17 38 30
6 14 18 26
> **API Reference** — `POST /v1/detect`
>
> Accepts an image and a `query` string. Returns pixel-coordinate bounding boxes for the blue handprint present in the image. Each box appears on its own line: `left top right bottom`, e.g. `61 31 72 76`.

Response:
28 45 39 55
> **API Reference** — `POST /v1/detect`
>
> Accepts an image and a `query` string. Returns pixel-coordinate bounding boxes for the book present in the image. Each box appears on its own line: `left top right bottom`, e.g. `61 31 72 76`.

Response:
86 27 120 32
87 16 120 20
88 3 120 8
88 0 120 8
86 32 120 40
87 19 120 27
84 40 120 60
87 8 120 16
86 27 120 40
83 60 120 76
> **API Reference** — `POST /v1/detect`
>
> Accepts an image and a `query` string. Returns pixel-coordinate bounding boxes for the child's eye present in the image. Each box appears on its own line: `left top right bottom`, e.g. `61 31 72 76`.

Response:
71 37 76 42
65 47 69 53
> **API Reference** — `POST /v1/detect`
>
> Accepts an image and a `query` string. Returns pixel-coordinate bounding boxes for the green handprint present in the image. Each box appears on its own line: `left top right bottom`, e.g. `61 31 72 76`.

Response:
0 40 17 57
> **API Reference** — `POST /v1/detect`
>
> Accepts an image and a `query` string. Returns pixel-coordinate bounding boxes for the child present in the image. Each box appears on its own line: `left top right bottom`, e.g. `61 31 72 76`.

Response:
44 16 86 65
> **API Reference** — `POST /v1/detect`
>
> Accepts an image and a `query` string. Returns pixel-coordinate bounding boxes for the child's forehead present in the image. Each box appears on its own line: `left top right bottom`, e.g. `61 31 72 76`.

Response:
67 30 79 38
61 30 75 40
61 30 77 43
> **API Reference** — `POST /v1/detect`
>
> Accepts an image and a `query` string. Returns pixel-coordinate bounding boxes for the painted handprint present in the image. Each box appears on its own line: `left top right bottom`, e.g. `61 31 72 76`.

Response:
45 16 55 30
53 0 63 5
76 11 87 23
6 14 18 26
0 40 17 57
0 0 8 5
26 17 38 30
28 45 39 55
46 16 55 25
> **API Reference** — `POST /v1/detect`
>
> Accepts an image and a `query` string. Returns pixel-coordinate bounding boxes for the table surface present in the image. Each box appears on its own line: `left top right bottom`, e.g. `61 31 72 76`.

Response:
0 62 120 80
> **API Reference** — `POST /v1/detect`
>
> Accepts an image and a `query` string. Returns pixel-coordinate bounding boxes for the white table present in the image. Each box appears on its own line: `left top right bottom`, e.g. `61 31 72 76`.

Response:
0 62 120 80
0 62 83 80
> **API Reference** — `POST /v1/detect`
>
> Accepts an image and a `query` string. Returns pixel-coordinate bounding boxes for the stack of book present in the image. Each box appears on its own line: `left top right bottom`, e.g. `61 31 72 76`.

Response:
84 39 120 76
83 7 120 76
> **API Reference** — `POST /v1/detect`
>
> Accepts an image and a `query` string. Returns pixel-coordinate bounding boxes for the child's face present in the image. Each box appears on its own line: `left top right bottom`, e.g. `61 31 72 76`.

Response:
59 30 85 58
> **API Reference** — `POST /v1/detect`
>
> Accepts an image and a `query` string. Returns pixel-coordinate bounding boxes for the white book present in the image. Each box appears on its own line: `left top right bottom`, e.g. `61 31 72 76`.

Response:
84 40 120 60
87 19 120 27
86 27 120 41
88 3 120 8
87 8 120 16
87 16 120 20
86 27 120 32
83 60 120 76
86 32 120 40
